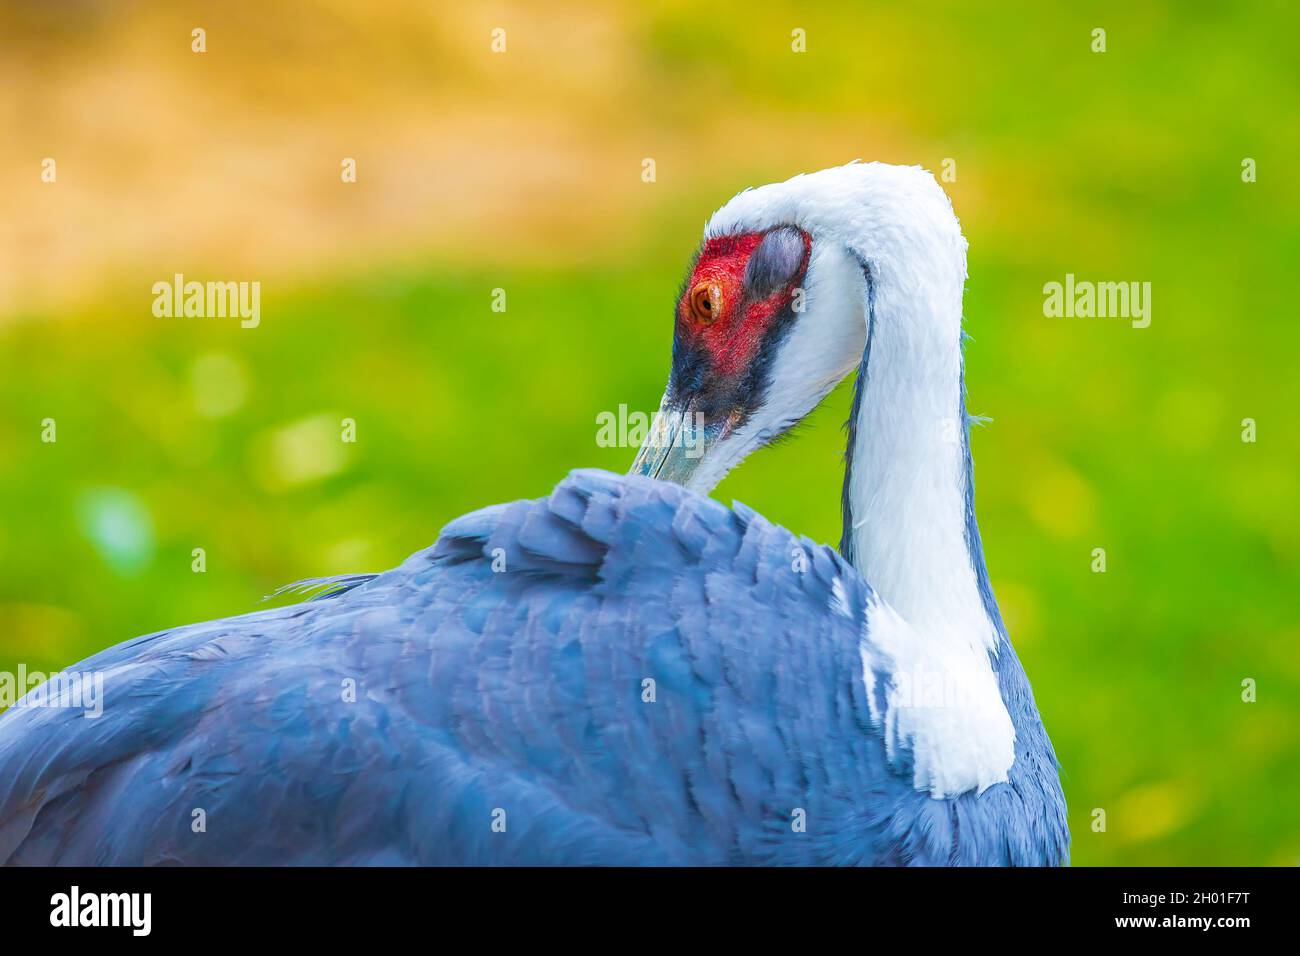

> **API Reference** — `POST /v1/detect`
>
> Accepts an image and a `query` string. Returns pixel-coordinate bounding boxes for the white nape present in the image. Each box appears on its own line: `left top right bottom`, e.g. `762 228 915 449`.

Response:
712 162 1015 798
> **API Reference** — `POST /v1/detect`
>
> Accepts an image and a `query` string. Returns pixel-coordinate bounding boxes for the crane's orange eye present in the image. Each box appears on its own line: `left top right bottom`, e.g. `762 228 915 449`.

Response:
690 283 721 323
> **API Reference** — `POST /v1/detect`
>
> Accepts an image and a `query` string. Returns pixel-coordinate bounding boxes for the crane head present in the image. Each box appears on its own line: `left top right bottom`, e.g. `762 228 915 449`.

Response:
631 210 868 493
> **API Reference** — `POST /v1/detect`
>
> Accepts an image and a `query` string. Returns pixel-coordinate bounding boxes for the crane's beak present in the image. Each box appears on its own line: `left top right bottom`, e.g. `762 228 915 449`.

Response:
629 403 731 490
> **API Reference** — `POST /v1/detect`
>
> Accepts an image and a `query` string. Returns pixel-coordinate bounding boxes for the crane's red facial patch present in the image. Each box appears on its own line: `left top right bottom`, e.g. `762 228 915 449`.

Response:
678 230 811 378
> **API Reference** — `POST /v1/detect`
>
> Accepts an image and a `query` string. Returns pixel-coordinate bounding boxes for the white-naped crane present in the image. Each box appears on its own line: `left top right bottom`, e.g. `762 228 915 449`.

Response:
0 162 1068 866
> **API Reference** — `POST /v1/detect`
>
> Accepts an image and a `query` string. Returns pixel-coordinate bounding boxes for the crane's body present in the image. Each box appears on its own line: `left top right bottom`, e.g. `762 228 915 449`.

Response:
0 162 1069 866
0 472 1065 865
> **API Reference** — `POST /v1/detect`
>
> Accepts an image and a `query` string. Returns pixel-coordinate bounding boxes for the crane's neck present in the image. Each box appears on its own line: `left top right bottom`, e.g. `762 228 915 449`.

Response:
839 255 1003 658
700 161 1004 655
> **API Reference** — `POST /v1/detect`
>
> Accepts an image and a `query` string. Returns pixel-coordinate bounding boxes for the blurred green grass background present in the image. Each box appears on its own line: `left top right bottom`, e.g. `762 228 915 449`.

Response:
1 0 1297 865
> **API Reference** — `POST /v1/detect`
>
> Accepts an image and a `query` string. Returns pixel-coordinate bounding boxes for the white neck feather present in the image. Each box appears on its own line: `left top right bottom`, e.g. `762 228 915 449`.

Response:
844 236 998 659
707 163 1015 797
707 162 998 657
